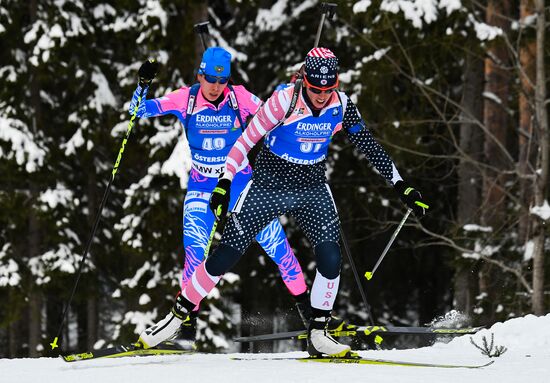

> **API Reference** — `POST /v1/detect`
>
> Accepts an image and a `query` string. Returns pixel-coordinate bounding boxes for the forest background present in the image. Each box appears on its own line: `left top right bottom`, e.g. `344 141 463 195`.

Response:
0 0 548 358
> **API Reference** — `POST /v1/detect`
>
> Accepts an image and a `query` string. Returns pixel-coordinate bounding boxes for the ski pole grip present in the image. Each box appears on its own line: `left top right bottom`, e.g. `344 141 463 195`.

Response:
314 3 338 47
193 21 210 34
193 21 210 51
321 2 337 19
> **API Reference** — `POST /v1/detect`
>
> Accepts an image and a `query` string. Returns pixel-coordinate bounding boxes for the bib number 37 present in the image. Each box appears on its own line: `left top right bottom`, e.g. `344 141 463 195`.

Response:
300 142 322 153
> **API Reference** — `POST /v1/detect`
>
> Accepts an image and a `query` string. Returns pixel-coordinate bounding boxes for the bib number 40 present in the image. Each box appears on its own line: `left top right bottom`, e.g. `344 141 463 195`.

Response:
202 137 225 150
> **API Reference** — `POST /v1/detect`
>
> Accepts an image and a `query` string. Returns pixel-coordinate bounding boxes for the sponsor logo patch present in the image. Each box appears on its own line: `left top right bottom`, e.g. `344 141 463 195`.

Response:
199 129 228 134
186 201 208 213
297 137 327 143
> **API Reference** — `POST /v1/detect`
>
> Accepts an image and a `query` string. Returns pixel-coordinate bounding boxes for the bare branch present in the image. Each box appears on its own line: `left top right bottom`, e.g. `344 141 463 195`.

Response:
339 17 517 168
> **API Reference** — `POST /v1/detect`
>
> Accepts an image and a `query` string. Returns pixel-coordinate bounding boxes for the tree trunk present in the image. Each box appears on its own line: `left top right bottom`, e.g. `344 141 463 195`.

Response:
455 49 484 315
7 286 26 358
27 0 43 357
518 0 537 243
480 0 512 323
87 296 97 349
28 290 42 357
531 0 548 315
77 300 87 351
9 320 18 358
27 197 42 357
482 0 512 227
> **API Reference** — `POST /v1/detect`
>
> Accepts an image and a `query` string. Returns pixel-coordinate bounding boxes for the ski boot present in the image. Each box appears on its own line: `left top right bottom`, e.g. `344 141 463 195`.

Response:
307 316 352 358
137 293 189 349
172 311 198 351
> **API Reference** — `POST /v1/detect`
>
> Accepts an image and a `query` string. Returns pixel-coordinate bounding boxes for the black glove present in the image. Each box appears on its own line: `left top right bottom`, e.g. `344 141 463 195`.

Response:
394 180 429 217
138 59 159 87
209 178 232 220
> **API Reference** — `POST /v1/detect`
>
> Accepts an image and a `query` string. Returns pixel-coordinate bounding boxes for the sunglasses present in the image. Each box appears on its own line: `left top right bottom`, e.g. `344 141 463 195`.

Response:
308 87 335 95
200 71 229 84
303 76 339 94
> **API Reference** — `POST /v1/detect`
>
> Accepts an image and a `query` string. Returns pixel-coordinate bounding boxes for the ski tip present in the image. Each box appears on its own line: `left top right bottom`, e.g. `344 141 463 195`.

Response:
61 352 94 362
364 272 373 280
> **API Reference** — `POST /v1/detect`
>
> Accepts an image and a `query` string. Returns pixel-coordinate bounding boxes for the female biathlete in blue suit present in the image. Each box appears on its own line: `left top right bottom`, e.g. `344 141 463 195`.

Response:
129 47 307 346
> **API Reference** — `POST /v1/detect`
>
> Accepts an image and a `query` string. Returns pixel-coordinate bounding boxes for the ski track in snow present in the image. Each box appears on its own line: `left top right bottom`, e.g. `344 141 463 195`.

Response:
2 314 549 383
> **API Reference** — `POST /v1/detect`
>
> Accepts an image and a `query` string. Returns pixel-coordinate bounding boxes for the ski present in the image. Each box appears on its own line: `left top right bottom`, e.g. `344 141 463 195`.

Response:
299 356 494 369
234 324 484 343
233 355 494 369
61 341 193 362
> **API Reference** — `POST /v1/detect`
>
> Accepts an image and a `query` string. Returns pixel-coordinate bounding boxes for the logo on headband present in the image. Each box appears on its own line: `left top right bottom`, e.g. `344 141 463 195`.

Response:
214 65 224 73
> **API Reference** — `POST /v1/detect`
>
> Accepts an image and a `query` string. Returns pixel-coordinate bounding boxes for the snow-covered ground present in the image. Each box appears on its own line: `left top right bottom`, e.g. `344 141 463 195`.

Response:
2 314 549 383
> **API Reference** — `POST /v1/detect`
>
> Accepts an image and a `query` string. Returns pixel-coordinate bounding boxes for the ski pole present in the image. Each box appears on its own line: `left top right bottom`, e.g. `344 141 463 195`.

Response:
203 220 218 259
204 206 223 259
365 208 412 281
314 3 337 47
193 21 211 50
339 226 375 326
49 79 151 352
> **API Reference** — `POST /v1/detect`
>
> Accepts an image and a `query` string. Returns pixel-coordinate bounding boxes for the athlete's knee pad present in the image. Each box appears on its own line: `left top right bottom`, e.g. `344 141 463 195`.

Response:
314 241 341 279
205 243 243 276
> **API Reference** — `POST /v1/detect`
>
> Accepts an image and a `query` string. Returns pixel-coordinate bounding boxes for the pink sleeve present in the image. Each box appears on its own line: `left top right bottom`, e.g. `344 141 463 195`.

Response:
150 87 190 117
232 85 262 122
225 87 292 179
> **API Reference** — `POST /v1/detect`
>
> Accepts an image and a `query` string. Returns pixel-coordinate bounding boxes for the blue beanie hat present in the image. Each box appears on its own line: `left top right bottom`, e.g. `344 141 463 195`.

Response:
199 47 231 77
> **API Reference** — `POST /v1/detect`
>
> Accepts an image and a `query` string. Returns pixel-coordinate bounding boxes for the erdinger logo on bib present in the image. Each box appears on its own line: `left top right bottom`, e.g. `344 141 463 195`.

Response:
296 122 333 136
196 115 232 123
